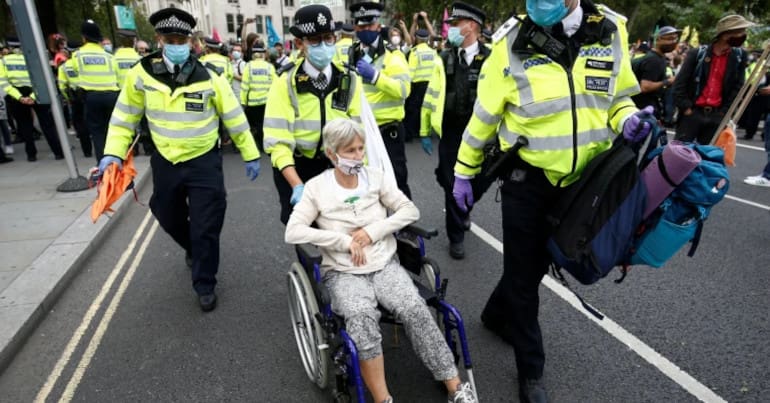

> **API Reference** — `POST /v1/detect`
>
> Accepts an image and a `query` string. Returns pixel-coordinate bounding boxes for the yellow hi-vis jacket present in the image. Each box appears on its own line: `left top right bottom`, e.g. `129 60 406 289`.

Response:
57 57 79 101
71 42 119 92
333 37 353 70
454 5 640 187
357 42 411 125
113 47 141 88
240 59 276 106
103 54 259 163
0 52 35 100
408 42 438 83
263 58 363 170
200 52 234 83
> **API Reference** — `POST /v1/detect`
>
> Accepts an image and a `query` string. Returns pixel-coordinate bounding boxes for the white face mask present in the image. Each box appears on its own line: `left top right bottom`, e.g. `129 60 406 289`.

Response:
335 153 364 175
390 36 401 46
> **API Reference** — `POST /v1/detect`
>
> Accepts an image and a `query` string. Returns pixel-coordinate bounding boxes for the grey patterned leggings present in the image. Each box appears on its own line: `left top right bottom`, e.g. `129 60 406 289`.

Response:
323 259 458 381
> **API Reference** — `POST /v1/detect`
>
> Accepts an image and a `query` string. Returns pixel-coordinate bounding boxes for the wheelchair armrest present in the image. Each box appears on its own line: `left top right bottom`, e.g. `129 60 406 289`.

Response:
403 223 439 239
295 243 323 268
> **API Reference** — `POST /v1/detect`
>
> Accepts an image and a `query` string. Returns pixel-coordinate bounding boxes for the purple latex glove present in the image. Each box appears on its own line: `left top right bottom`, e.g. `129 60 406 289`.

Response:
623 105 656 143
356 59 378 83
452 176 474 213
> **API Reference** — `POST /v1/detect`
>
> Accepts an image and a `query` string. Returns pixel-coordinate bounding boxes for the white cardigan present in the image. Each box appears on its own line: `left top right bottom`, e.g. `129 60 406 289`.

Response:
285 167 419 275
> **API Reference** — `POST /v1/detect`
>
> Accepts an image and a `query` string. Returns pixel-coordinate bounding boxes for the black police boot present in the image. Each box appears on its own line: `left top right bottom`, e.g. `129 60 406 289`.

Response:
199 293 217 312
449 242 465 260
519 377 547 403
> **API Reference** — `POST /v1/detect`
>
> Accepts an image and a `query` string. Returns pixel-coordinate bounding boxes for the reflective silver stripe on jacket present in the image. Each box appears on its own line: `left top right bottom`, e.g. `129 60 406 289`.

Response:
498 125 612 150
149 118 219 138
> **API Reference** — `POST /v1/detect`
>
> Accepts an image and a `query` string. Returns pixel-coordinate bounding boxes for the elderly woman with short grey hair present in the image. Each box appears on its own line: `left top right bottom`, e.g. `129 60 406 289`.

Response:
285 119 476 403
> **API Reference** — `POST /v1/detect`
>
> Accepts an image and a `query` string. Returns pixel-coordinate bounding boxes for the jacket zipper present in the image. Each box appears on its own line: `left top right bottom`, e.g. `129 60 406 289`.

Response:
557 70 578 187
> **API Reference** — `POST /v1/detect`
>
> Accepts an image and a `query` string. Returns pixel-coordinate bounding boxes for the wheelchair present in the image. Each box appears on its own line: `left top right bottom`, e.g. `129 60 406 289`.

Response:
286 224 478 402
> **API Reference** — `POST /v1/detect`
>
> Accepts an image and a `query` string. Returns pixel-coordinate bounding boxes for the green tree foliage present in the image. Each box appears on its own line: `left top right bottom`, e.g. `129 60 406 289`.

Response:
388 0 767 48
1 0 155 46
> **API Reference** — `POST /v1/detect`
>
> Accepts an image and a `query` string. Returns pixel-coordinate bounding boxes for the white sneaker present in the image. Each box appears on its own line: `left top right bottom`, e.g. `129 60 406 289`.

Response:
3 145 12 154
743 175 770 187
448 382 476 403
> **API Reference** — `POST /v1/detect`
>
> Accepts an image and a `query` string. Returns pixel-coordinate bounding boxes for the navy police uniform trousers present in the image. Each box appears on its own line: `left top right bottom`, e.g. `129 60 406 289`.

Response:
149 147 226 296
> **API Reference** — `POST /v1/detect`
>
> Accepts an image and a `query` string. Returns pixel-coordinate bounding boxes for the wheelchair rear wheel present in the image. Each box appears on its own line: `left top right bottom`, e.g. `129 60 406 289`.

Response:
287 262 330 389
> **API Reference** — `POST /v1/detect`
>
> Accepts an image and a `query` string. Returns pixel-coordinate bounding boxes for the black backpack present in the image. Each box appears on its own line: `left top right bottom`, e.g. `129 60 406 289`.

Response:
546 137 647 287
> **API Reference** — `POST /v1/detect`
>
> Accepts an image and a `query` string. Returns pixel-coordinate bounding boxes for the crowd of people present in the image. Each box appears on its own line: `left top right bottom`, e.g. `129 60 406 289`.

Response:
0 1 766 402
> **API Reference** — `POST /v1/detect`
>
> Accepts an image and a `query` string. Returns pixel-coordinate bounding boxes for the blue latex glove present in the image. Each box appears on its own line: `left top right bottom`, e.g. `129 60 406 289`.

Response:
420 137 433 155
245 159 260 181
452 176 474 213
290 184 305 205
97 156 122 177
623 105 656 143
356 59 378 83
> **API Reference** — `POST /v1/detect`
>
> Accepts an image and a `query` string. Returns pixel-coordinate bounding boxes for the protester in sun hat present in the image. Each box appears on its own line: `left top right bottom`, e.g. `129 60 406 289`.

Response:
673 14 754 144
263 4 363 224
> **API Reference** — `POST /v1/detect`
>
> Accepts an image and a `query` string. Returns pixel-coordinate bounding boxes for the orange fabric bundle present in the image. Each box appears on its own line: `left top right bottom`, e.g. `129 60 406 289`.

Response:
90 151 137 223
714 126 737 167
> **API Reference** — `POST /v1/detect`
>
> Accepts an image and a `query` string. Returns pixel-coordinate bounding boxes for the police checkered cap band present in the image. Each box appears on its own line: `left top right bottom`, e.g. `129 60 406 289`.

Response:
155 15 193 34
450 8 483 25
295 22 317 35
353 7 382 19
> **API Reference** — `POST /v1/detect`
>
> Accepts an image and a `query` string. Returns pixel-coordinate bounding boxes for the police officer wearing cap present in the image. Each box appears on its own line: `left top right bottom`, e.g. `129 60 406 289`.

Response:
57 40 92 158
0 37 64 161
241 43 276 152
113 30 141 89
403 29 437 146
349 1 412 198
100 8 261 312
70 19 120 162
263 4 363 224
200 37 234 83
452 1 655 401
333 23 355 69
420 2 490 260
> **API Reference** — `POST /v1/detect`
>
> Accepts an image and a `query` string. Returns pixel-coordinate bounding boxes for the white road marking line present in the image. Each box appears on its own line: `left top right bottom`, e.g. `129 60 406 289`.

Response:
725 194 770 211
736 143 765 151
59 219 159 402
34 210 154 403
469 223 727 403
663 129 764 151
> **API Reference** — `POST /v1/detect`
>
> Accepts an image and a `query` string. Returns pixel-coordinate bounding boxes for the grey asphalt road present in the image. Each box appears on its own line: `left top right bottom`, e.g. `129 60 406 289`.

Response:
0 136 768 403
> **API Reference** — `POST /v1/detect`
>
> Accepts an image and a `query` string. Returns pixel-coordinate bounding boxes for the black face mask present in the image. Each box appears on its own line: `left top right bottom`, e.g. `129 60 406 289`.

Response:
659 43 677 53
727 34 746 47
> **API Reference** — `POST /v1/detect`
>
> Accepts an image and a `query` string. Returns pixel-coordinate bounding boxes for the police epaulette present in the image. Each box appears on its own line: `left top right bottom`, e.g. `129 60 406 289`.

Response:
492 16 521 44
204 62 224 75
277 61 296 76
596 4 627 23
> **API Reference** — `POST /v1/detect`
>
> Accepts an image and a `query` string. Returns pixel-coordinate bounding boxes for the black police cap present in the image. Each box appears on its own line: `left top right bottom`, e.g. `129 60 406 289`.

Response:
415 29 430 40
203 37 222 48
149 8 196 36
81 19 103 43
290 5 337 38
6 36 20 47
445 2 486 26
349 2 384 25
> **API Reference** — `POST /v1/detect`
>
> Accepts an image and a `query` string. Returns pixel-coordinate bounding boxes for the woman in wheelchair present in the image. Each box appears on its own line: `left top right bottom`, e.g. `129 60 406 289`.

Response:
285 119 476 403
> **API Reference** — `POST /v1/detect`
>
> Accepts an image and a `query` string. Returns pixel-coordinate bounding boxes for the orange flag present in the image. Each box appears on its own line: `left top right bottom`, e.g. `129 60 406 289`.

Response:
90 149 138 223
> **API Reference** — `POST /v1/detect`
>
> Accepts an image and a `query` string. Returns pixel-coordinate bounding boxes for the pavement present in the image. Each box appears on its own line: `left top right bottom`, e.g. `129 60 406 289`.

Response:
0 135 151 372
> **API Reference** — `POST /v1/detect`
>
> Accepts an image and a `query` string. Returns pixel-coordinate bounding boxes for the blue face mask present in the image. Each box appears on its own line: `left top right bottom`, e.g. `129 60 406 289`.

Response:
447 27 465 47
103 44 113 53
357 30 379 46
526 0 569 27
307 42 336 69
164 43 190 65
